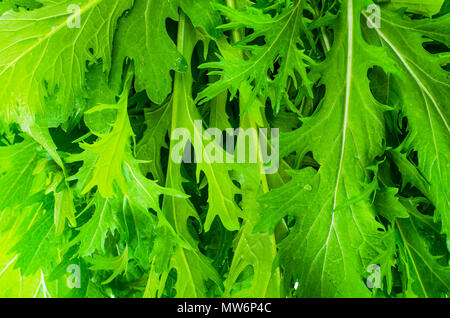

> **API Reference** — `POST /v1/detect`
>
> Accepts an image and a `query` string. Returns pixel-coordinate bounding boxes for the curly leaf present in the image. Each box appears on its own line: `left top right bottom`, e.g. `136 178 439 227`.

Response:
369 9 450 237
0 0 133 125
197 0 314 113
272 0 396 297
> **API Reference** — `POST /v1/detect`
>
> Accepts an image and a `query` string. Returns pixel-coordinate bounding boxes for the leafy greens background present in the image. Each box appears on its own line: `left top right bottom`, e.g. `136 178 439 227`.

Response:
0 0 449 298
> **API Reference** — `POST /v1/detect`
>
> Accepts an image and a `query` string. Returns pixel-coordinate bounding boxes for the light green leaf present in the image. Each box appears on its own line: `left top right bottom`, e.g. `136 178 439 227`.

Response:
374 186 410 223
88 246 128 285
145 15 225 298
396 199 450 297
0 0 133 126
385 0 445 17
137 102 172 183
169 20 243 233
225 165 280 298
0 137 40 210
369 9 450 237
54 186 77 235
68 88 134 198
11 196 59 276
277 0 395 297
71 195 120 257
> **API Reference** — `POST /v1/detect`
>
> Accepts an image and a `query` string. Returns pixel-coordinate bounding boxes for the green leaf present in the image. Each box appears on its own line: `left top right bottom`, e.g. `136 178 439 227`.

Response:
68 78 180 213
225 165 280 298
0 0 133 126
137 102 172 183
0 137 40 210
111 0 187 104
197 0 314 113
0 0 448 299
276 0 396 297
12 195 59 276
371 187 409 295
70 195 120 257
396 200 450 297
385 0 445 17
168 21 243 233
144 15 226 298
88 246 128 285
111 0 221 104
54 186 77 235
0 0 42 15
68 88 134 198
369 9 450 238
374 186 410 223
368 229 398 295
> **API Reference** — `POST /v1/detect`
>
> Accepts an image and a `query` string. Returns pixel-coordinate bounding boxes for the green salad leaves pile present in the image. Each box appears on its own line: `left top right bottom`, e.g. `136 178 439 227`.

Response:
0 0 448 298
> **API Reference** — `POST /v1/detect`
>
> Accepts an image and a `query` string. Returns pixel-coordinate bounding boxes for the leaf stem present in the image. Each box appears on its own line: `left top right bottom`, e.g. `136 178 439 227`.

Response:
313 0 331 53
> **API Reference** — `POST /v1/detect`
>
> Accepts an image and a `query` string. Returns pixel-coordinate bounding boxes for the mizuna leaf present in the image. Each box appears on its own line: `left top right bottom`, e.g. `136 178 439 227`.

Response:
145 16 225 298
367 9 450 238
0 0 449 299
0 0 133 126
0 137 40 210
374 186 410 224
383 0 445 17
88 246 128 285
367 229 398 295
68 82 182 258
197 0 314 113
68 79 178 211
71 195 120 257
0 0 42 15
137 102 172 183
111 0 221 104
371 179 450 297
121 198 156 271
11 194 59 276
168 21 243 233
396 199 450 297
68 87 134 198
110 0 187 104
370 187 410 295
275 0 397 297
225 164 280 298
179 0 223 40
169 247 223 298
54 185 77 235
0 136 70 277
0 2 9 15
